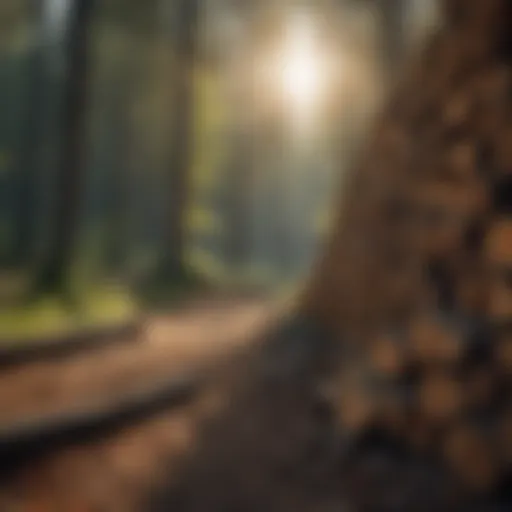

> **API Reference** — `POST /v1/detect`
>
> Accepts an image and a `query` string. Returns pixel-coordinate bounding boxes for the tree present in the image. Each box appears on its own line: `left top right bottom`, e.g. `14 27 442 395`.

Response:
11 0 51 269
102 54 136 276
34 0 95 295
300 0 512 495
155 0 199 283
222 127 254 270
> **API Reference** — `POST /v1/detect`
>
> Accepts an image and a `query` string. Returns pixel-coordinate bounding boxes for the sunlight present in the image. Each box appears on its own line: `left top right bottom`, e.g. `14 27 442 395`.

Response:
278 14 326 120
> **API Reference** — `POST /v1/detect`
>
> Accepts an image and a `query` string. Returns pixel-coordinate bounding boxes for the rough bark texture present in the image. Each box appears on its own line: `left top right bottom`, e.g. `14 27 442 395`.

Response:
300 0 512 497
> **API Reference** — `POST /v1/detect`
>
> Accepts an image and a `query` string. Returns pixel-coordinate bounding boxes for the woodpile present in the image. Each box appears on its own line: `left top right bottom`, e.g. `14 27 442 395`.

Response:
301 0 512 499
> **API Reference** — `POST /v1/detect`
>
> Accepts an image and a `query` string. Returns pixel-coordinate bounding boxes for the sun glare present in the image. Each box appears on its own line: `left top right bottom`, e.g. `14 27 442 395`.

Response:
279 15 324 119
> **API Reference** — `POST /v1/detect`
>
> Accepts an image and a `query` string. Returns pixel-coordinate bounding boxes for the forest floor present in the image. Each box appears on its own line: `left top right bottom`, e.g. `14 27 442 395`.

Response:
0 388 223 511
0 304 338 512
0 297 275 426
0 304 506 512
1 297 501 512
0 281 137 342
0 296 285 511
0 309 453 512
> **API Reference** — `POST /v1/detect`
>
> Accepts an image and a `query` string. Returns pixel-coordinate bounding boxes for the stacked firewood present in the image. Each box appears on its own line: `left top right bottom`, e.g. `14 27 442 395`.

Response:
305 0 512 498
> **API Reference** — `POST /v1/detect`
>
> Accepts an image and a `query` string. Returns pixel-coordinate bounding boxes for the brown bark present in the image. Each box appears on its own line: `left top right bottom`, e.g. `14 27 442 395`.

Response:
297 0 512 494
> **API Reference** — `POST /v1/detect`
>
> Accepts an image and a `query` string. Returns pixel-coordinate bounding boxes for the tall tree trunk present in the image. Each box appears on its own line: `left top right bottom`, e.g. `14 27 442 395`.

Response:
223 128 253 271
158 0 199 281
34 0 94 296
297 0 512 501
11 0 50 269
103 64 134 276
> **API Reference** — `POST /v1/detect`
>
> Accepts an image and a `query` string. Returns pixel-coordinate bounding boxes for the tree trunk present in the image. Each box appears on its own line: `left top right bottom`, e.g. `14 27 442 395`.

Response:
34 0 94 296
223 128 253 270
103 63 134 276
11 0 50 269
301 0 512 332
297 0 512 496
157 0 198 282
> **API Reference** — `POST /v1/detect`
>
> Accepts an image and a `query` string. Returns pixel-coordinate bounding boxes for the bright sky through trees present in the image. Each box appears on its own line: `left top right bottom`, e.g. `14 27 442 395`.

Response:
276 12 333 136
281 15 322 114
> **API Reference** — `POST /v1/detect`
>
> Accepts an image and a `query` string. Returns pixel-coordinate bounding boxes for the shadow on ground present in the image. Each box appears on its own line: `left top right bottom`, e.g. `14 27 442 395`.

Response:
146 317 477 512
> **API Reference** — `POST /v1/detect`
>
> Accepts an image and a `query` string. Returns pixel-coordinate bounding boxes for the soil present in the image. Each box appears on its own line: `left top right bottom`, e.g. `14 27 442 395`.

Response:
0 298 274 427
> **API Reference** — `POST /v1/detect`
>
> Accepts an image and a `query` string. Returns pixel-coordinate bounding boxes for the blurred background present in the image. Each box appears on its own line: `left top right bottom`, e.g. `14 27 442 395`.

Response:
0 2 456 508
0 0 440 339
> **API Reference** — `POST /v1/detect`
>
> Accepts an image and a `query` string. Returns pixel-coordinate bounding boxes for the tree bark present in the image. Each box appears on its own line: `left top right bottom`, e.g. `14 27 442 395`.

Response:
157 0 199 281
11 0 49 269
297 0 512 494
103 60 135 276
34 0 94 295
223 128 253 270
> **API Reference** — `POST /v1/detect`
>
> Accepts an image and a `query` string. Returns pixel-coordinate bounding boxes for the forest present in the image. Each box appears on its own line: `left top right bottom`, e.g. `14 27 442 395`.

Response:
0 0 438 336
3 1 511 511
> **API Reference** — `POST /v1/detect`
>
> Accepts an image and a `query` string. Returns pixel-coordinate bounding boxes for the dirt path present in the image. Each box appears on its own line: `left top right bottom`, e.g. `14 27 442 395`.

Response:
0 313 317 512
0 313 504 512
0 393 219 511
0 298 276 427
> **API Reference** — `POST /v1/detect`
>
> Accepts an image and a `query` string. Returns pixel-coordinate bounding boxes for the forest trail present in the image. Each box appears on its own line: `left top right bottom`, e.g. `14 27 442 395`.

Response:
0 312 325 512
0 298 276 432
0 390 212 511
0 313 468 512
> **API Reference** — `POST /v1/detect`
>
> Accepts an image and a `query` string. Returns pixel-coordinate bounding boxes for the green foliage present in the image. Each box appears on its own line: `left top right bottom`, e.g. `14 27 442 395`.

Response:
187 207 224 235
68 226 106 290
186 246 284 291
0 297 71 340
239 264 278 288
0 286 136 342
75 286 137 324
0 0 349 309
191 68 229 192
187 247 226 284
